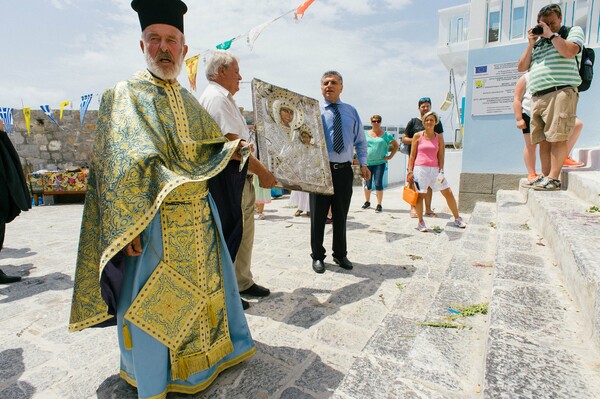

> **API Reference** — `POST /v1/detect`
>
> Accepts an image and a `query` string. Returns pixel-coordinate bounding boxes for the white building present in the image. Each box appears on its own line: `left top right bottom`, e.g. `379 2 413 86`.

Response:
437 0 600 210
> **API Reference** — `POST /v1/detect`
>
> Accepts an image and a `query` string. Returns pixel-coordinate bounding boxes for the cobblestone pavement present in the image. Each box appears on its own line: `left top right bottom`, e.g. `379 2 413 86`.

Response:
0 185 472 399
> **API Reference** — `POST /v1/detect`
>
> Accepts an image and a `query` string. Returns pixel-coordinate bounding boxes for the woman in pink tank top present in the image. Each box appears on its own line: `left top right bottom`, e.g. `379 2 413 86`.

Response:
407 111 466 232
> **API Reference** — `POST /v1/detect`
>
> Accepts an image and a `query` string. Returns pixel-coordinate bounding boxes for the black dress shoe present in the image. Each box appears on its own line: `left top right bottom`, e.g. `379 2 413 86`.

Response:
333 257 353 270
312 259 325 274
241 298 250 310
240 283 270 297
0 269 21 284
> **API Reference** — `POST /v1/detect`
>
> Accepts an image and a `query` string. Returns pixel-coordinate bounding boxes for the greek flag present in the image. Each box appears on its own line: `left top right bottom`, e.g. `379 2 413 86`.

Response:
79 94 93 125
40 104 60 127
0 107 13 134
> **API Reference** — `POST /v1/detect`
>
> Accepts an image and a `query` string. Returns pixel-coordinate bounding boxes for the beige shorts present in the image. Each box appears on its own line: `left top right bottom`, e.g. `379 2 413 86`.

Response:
531 87 578 144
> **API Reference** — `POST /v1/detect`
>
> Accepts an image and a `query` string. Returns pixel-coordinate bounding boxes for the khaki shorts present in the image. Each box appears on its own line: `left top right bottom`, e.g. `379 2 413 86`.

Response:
530 87 578 144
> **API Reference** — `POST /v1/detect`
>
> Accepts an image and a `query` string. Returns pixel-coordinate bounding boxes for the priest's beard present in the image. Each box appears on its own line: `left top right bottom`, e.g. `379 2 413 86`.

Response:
145 48 183 82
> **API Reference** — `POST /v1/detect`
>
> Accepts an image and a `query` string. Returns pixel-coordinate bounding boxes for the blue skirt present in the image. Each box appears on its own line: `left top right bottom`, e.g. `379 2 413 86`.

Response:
116 194 255 399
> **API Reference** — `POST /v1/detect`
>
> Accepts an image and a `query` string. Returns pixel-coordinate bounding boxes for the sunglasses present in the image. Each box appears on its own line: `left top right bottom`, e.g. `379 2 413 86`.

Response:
419 97 431 103
371 119 381 123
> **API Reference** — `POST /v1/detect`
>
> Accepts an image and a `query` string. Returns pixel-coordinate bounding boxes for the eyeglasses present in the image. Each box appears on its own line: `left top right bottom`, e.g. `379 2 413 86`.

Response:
371 119 381 123
419 97 431 104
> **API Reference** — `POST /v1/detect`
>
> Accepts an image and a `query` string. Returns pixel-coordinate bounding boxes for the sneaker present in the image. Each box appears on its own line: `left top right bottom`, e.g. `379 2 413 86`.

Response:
255 213 266 220
361 201 371 209
521 174 544 188
563 156 585 167
454 217 466 228
375 204 382 213
533 177 561 191
417 222 428 232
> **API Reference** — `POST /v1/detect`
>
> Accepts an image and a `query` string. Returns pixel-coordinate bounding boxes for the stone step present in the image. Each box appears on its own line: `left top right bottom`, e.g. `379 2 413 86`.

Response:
331 202 497 398
573 146 600 170
484 190 600 398
566 170 600 207
522 185 600 346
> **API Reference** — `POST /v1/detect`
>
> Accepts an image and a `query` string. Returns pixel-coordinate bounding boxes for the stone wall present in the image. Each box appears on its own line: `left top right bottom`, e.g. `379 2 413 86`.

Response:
459 172 522 212
7 109 98 175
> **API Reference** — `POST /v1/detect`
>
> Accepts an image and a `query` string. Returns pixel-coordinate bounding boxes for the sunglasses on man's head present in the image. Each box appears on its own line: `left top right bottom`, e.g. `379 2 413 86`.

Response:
371 119 381 123
419 97 431 103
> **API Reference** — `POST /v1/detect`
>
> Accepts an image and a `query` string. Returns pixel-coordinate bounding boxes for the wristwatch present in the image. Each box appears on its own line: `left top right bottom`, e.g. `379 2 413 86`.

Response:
550 33 559 41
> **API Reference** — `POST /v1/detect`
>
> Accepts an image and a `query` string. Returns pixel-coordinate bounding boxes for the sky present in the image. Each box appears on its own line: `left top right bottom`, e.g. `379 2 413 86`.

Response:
0 0 468 130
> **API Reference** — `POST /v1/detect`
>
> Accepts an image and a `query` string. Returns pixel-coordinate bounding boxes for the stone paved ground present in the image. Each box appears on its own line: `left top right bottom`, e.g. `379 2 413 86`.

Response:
0 185 477 399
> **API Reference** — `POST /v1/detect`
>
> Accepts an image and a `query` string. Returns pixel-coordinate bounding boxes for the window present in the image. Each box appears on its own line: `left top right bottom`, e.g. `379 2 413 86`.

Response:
488 10 501 42
511 6 526 39
486 0 503 44
450 17 465 43
573 0 590 41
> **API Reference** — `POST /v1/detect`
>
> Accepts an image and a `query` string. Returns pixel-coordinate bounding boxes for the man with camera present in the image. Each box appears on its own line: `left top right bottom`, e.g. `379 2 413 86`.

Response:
517 3 584 191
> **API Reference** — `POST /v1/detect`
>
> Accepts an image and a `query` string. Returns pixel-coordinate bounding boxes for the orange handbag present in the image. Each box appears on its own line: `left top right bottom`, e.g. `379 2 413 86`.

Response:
403 182 418 206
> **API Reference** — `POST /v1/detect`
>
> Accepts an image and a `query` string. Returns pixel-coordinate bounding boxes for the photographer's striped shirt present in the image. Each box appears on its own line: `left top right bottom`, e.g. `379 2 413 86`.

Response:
529 25 584 95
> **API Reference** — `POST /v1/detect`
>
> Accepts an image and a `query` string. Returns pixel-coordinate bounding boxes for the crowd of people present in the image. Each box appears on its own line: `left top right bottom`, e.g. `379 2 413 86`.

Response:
0 1 590 398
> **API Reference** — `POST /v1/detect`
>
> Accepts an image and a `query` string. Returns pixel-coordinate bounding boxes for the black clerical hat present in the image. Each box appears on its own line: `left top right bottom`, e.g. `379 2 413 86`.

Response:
131 0 188 33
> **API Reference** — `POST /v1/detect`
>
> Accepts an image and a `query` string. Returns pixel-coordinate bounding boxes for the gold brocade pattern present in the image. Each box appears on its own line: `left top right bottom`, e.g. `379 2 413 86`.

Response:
124 185 233 380
69 70 239 332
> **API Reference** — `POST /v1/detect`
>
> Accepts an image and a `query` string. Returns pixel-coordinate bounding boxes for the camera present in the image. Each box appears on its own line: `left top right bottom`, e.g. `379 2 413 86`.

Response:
532 25 544 35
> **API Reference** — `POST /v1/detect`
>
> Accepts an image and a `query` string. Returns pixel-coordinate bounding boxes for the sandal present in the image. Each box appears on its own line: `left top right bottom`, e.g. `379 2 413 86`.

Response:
424 211 437 218
294 210 302 217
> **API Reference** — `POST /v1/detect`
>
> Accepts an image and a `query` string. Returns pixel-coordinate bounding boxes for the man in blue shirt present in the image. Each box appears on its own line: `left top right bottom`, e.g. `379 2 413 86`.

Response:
310 71 370 274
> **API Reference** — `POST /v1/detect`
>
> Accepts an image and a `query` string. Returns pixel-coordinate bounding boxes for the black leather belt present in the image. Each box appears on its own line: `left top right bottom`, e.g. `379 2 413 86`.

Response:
330 162 351 170
532 85 571 97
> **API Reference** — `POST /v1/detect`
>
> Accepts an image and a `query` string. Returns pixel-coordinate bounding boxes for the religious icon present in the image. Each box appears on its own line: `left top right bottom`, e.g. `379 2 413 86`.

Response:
252 78 333 195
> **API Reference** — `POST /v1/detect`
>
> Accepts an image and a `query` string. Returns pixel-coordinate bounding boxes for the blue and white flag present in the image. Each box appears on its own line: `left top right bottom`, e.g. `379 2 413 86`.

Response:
79 94 93 125
0 107 13 134
40 104 60 127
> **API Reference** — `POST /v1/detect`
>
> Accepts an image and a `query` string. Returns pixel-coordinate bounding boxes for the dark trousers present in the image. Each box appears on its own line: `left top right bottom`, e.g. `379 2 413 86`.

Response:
0 220 5 252
310 165 353 261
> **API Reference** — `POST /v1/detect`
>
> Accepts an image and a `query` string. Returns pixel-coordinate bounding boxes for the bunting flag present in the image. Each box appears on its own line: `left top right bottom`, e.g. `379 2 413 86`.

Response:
40 105 60 127
0 108 13 134
294 0 316 20
185 55 200 91
247 20 274 51
59 100 70 121
216 38 235 50
79 94 93 125
23 108 31 135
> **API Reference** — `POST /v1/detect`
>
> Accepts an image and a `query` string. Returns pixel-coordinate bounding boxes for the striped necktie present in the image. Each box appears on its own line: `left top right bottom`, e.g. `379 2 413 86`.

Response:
330 103 344 154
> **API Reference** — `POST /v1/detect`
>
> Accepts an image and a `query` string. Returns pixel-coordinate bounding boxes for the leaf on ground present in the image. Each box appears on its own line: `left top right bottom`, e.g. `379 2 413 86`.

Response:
473 261 493 268
408 254 423 260
536 242 545 246
489 222 497 229
430 225 442 233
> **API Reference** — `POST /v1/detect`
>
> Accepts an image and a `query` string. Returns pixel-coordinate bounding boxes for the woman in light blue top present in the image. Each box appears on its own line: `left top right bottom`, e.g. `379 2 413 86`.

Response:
361 115 398 212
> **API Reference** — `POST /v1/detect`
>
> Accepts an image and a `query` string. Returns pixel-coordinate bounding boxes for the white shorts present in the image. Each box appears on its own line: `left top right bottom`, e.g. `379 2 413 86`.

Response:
413 165 449 193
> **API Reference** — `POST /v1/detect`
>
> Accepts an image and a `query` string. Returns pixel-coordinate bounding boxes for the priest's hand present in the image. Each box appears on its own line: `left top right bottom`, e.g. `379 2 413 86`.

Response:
124 235 142 257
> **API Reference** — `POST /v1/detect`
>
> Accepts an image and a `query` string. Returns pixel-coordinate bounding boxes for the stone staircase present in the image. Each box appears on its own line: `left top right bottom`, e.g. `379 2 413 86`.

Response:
331 202 498 398
482 159 600 398
330 153 600 398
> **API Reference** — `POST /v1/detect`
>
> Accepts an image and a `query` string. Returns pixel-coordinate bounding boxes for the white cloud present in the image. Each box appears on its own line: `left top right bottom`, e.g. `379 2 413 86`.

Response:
0 0 464 128
48 0 75 10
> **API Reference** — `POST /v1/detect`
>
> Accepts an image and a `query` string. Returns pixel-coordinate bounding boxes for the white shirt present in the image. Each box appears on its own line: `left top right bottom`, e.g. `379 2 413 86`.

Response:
199 81 249 141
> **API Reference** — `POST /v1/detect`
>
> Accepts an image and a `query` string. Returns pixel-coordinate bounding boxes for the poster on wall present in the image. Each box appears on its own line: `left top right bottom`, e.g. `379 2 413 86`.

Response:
251 78 334 195
471 61 522 116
